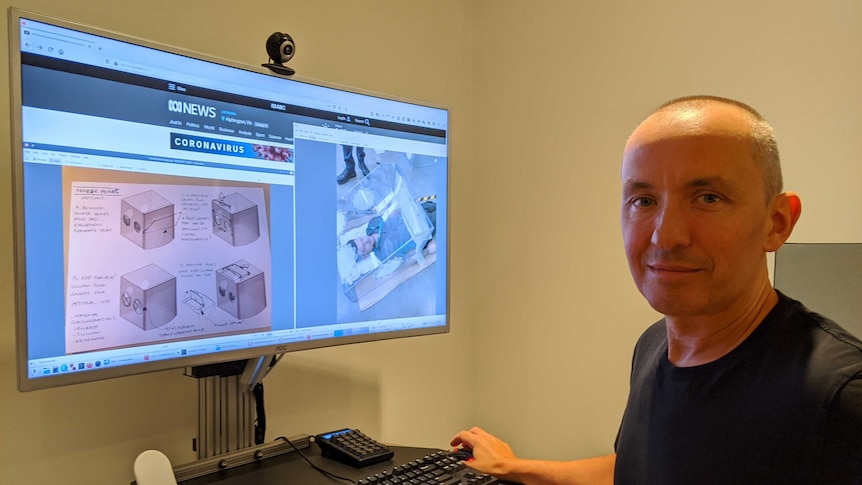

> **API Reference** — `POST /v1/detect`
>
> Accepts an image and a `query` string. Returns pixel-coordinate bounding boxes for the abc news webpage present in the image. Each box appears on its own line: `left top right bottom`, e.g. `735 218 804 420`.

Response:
22 61 297 186
20 50 447 378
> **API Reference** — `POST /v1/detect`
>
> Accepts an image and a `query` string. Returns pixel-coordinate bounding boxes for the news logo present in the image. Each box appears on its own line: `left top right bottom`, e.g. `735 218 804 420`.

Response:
167 99 217 118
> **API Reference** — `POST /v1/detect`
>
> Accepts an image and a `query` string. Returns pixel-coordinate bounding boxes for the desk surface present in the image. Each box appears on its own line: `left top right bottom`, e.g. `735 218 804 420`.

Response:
181 444 443 485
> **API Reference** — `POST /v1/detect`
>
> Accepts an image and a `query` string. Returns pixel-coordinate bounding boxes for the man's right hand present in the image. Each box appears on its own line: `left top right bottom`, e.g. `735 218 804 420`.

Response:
449 427 616 485
450 426 519 478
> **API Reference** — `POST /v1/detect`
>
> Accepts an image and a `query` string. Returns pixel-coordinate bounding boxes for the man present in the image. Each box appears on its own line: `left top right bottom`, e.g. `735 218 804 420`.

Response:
347 210 414 262
348 201 437 262
451 96 862 484
337 145 369 184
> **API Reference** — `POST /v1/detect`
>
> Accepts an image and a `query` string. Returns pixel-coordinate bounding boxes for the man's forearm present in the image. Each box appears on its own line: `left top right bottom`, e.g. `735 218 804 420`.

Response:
501 453 615 485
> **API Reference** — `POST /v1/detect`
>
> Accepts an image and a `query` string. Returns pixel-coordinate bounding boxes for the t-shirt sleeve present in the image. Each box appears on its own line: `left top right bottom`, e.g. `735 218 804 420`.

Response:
822 373 862 483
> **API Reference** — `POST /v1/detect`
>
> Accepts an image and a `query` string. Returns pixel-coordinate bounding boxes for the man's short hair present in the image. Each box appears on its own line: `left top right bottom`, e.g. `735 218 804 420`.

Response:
652 95 782 202
346 239 363 262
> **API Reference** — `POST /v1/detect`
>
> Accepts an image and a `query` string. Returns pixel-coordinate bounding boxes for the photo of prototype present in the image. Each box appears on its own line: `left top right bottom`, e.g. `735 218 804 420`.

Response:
347 202 437 263
336 151 441 320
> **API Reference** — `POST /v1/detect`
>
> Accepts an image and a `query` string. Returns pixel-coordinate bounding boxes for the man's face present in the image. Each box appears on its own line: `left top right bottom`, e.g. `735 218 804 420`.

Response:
353 235 376 256
620 104 775 319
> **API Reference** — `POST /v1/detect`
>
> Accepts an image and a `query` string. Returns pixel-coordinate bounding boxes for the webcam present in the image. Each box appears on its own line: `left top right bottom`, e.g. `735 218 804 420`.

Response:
262 32 295 76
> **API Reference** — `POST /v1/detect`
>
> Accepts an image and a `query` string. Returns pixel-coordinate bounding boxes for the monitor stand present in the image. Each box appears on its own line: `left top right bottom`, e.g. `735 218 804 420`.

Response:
171 355 310 482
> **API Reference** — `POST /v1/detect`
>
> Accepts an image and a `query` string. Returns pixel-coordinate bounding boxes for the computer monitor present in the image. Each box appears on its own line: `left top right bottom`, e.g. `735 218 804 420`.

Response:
9 9 449 393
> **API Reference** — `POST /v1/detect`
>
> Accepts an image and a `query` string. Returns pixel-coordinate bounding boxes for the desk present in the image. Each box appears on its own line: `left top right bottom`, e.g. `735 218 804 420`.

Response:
181 445 443 484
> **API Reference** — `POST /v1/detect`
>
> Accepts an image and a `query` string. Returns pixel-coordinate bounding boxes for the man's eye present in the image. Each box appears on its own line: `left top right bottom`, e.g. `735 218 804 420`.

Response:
699 193 721 204
632 197 654 207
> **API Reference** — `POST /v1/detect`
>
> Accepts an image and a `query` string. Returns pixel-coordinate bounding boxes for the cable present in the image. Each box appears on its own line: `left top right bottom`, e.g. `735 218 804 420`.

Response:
266 354 285 377
252 354 285 444
253 382 265 445
275 436 357 485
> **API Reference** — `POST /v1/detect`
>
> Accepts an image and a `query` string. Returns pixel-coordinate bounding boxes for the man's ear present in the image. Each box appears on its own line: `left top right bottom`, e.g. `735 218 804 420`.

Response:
765 191 802 252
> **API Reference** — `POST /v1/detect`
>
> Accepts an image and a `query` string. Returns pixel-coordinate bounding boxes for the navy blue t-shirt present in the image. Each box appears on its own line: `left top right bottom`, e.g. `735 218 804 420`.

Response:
614 292 862 484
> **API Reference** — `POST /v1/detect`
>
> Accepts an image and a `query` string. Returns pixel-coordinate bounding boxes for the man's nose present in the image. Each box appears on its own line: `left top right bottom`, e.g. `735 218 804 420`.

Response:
650 203 691 250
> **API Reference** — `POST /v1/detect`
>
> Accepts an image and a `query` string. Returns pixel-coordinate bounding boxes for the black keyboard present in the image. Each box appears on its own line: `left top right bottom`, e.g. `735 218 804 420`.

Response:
357 450 505 485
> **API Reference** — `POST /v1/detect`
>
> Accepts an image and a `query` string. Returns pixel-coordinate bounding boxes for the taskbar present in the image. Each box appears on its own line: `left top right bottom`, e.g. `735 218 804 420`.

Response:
27 314 447 379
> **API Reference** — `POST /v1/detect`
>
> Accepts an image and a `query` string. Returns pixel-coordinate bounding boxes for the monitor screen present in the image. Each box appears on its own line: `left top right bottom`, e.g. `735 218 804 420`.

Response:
10 10 449 391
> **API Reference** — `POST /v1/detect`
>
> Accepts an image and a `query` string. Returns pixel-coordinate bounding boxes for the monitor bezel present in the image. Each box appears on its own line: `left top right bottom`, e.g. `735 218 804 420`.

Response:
9 7 450 392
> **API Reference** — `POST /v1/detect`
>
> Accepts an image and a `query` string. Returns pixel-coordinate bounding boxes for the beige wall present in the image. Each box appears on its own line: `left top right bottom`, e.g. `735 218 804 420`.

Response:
468 0 862 461
1 1 861 484
0 1 474 484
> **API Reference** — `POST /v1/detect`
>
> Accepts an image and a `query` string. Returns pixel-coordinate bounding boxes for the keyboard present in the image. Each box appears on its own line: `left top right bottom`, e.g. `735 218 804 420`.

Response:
356 450 507 485
315 428 395 468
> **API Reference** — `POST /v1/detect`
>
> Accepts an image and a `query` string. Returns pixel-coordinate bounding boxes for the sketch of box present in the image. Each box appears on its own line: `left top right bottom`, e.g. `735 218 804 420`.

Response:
216 260 266 319
121 190 175 250
212 193 260 246
120 264 177 330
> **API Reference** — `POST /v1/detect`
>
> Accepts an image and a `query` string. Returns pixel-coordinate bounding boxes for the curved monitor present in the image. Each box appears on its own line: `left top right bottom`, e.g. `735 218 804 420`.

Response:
10 9 449 391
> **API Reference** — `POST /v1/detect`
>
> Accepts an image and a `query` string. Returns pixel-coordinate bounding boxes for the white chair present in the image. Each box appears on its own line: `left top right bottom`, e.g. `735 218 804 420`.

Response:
133 449 178 485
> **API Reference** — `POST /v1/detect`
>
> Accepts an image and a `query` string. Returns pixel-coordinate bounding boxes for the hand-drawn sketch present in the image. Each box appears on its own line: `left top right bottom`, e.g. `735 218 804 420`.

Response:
121 190 176 249
120 264 177 330
182 289 215 314
65 179 272 354
212 192 261 246
216 260 267 319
